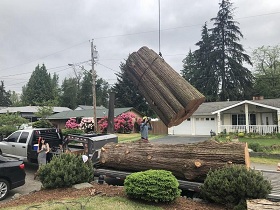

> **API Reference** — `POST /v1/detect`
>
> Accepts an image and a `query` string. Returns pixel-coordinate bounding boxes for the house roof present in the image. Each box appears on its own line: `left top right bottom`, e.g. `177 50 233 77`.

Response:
0 106 72 114
193 98 280 115
47 107 143 120
75 105 106 111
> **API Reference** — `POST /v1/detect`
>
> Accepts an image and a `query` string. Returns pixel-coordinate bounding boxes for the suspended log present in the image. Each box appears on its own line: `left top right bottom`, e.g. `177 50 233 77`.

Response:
126 46 205 127
99 140 250 182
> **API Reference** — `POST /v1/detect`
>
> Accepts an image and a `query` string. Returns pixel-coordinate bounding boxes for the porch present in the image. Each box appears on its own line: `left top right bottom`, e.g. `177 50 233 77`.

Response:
212 100 280 135
220 125 279 135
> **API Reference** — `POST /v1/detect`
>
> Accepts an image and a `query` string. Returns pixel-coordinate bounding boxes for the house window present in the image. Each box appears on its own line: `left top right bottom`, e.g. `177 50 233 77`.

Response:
232 114 256 125
187 118 191 121
211 118 215 121
232 114 245 125
206 118 209 121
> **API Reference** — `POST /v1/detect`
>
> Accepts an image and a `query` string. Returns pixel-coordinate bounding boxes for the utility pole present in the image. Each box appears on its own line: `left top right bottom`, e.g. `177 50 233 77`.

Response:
91 40 98 132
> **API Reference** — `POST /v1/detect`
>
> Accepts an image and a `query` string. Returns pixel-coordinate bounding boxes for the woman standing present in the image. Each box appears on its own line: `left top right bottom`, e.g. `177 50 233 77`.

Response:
34 137 49 179
37 137 50 165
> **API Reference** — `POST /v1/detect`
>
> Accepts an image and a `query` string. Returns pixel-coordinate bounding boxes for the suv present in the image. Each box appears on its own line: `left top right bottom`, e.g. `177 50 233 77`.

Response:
0 128 62 163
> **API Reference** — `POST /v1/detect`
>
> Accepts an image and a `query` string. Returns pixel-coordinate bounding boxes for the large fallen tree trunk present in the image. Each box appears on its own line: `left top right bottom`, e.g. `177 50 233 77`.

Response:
99 140 250 182
125 46 205 127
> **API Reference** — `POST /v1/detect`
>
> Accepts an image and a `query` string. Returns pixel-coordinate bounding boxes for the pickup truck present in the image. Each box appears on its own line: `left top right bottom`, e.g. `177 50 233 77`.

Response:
0 128 62 163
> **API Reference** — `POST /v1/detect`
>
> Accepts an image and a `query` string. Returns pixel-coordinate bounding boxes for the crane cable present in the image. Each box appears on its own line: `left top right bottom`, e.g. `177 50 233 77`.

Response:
158 0 163 58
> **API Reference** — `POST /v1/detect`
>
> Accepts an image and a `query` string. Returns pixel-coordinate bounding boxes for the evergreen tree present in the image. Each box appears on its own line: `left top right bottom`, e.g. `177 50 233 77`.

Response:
96 77 110 107
8 90 22 106
21 64 54 105
60 77 78 109
78 71 92 106
50 73 61 106
210 0 254 101
112 62 155 117
0 81 12 106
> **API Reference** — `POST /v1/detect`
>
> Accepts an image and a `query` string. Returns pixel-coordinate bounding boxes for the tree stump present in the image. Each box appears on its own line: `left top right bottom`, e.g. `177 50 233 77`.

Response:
125 46 205 127
99 140 250 182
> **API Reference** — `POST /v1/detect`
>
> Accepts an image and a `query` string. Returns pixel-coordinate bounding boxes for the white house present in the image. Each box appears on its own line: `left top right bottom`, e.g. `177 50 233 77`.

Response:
169 98 280 136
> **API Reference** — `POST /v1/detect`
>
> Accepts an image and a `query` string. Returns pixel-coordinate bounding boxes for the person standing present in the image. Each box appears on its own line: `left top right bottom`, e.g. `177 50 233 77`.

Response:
140 116 153 142
37 137 50 165
34 137 50 179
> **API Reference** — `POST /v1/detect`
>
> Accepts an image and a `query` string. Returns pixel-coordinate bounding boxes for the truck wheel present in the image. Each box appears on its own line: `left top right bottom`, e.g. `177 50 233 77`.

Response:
0 179 10 201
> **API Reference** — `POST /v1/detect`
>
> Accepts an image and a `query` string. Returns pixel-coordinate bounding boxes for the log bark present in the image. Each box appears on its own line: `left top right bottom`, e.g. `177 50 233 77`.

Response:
99 140 250 182
125 46 205 127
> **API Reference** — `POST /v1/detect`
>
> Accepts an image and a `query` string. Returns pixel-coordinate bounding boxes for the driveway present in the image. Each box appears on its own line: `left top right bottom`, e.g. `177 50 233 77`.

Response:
1 163 42 203
152 135 210 144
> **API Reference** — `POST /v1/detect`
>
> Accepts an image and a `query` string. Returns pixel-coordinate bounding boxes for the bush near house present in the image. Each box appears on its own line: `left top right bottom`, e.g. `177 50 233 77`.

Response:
200 165 272 209
124 170 181 203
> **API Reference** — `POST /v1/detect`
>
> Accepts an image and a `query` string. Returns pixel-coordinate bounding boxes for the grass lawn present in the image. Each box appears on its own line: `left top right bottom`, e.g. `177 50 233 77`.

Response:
116 133 166 143
239 137 280 146
2 196 163 210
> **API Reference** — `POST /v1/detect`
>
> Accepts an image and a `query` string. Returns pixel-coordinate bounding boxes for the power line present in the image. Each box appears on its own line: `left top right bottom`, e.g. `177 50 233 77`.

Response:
0 41 88 72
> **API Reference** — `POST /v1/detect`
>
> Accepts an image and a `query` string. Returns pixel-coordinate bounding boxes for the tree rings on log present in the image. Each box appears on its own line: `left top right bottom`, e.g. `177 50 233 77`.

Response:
126 46 205 127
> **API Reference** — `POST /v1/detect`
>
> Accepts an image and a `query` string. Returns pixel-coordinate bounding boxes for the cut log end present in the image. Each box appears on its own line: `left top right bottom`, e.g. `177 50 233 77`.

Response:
194 161 202 168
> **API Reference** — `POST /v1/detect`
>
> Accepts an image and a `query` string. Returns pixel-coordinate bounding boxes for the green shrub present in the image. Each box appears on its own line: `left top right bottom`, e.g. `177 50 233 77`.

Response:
238 132 245 138
61 128 84 136
200 165 272 209
32 119 54 128
248 142 264 152
0 125 17 137
124 170 181 203
38 153 94 189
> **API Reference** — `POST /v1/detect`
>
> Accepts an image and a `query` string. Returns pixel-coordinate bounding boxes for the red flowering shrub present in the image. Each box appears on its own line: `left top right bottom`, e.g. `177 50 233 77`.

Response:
114 113 135 133
98 116 108 133
65 118 80 129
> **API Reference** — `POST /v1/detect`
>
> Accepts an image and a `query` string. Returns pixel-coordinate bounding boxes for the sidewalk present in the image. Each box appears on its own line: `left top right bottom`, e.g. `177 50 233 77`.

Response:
250 162 278 171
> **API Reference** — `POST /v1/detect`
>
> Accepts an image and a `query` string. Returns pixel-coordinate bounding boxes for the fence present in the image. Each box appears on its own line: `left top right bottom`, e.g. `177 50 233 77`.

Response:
150 121 168 135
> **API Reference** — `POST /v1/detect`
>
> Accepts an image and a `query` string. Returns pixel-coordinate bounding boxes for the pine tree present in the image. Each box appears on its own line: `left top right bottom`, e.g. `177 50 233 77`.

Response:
60 77 78 109
21 64 54 105
210 0 253 101
0 81 12 106
112 62 155 117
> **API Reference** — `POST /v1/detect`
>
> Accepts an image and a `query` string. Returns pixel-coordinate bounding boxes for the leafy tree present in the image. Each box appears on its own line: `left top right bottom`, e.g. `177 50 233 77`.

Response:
252 45 280 98
35 106 53 119
0 112 28 127
8 91 22 106
112 62 155 117
0 81 12 106
60 77 78 109
21 64 54 105
210 0 254 101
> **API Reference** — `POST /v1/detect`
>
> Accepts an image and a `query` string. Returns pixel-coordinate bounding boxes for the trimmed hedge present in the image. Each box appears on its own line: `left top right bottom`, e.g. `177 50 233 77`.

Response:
124 169 181 203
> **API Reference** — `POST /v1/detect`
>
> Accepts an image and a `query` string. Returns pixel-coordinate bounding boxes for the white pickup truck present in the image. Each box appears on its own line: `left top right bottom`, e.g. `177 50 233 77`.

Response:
0 128 62 163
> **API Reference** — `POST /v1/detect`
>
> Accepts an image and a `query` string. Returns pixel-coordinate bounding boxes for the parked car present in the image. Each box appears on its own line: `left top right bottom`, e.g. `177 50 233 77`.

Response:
0 155 26 200
0 128 62 163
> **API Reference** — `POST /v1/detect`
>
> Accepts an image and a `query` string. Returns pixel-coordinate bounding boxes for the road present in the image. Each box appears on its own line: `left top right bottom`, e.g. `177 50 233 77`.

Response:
1 135 278 203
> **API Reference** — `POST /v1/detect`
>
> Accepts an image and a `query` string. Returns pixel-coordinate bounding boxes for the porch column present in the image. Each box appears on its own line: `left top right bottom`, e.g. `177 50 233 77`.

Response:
217 112 221 134
245 103 249 133
277 110 280 133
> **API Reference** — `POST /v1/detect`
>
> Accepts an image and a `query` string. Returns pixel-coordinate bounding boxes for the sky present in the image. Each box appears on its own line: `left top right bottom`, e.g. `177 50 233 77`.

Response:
1 0 280 94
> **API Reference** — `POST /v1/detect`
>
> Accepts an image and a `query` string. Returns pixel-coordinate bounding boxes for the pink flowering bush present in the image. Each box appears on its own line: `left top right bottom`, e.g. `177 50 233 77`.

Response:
65 118 80 129
80 117 94 133
98 116 108 133
114 113 135 133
